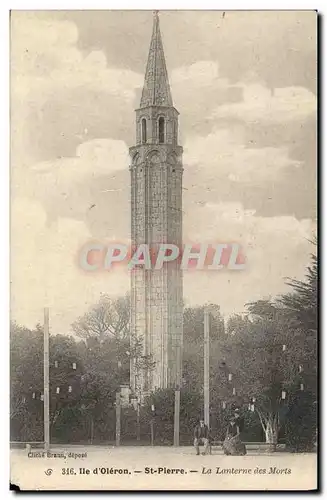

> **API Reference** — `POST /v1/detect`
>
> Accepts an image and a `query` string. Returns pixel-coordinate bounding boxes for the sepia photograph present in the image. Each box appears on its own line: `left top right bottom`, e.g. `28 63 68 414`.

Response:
10 8 318 491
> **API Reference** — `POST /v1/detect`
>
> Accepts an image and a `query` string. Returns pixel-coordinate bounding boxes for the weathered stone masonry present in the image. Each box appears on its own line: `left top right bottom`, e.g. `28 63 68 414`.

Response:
129 12 183 394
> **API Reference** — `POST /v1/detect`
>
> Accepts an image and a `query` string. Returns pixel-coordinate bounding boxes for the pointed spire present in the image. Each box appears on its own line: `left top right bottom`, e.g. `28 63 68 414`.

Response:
140 11 173 108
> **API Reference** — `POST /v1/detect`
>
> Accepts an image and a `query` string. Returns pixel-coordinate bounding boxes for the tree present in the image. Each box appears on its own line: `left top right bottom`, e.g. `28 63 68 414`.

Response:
183 304 224 345
279 247 318 450
10 298 157 444
11 246 317 449
280 250 317 333
285 388 317 452
211 302 295 449
143 388 202 445
279 249 317 393
49 335 84 438
10 325 86 443
72 294 130 341
10 322 44 441
212 277 317 451
182 304 225 391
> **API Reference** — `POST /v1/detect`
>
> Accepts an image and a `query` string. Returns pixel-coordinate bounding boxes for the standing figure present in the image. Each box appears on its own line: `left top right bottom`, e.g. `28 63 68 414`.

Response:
194 418 210 455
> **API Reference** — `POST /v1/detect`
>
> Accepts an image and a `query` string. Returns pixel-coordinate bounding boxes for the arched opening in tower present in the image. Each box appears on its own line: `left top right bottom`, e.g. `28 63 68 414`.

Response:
158 117 165 143
141 118 147 144
173 120 177 144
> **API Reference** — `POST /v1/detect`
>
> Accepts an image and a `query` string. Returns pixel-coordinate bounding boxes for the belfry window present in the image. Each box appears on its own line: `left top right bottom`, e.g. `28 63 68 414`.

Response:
141 118 147 144
158 117 165 143
173 120 177 144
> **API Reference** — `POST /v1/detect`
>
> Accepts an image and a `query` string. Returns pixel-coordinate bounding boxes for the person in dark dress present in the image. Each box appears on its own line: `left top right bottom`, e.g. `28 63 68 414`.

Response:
234 409 244 438
222 415 247 456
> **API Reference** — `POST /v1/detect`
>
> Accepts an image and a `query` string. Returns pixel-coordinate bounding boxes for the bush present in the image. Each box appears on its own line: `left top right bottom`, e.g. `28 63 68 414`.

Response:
143 389 202 445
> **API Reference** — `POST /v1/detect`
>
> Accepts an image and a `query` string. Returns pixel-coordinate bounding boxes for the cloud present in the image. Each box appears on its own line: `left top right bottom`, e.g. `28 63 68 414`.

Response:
10 194 316 333
183 128 300 185
184 200 314 244
187 11 317 92
172 60 228 88
13 138 129 207
55 10 316 91
182 201 316 316
11 13 143 100
11 138 131 238
11 12 142 167
76 139 129 174
169 61 241 141
10 195 316 334
32 138 128 179
212 84 317 124
10 12 317 332
11 197 129 333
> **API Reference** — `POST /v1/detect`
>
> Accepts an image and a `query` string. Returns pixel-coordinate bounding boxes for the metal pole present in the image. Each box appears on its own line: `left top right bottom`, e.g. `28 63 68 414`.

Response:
151 405 155 446
204 307 210 428
173 337 182 447
43 307 50 451
90 415 94 445
150 419 154 446
135 363 141 441
173 389 180 446
136 399 141 441
116 392 121 446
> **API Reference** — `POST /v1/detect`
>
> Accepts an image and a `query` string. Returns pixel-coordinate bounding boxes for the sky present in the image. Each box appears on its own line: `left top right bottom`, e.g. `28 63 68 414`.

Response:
10 10 317 333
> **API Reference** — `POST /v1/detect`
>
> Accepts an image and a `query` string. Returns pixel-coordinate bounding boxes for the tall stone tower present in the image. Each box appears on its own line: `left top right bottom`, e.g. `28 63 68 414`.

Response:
129 12 183 395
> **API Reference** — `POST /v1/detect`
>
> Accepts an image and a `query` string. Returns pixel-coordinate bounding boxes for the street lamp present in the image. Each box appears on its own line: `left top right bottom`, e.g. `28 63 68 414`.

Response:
150 404 155 446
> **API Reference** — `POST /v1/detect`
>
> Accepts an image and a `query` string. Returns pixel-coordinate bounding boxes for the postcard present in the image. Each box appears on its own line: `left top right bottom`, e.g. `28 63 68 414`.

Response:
10 9 317 491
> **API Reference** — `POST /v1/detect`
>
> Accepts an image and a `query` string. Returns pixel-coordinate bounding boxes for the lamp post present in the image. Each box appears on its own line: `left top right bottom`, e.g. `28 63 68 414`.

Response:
204 306 210 428
150 404 155 446
43 307 50 452
173 385 180 446
116 392 121 446
173 338 182 446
